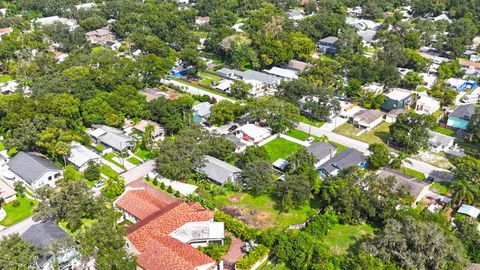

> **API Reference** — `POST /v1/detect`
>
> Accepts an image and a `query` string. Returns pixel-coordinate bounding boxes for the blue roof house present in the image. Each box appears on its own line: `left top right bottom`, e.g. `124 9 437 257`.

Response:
446 78 477 92
170 66 189 78
447 104 476 130
193 102 212 124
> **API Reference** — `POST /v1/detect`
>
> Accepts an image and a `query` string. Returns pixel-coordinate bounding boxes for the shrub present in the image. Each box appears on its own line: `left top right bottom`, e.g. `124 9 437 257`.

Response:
198 237 232 262
174 191 181 197
235 245 269 270
159 182 166 190
152 178 158 186
184 194 215 210
84 161 101 181
166 185 173 193
11 200 20 207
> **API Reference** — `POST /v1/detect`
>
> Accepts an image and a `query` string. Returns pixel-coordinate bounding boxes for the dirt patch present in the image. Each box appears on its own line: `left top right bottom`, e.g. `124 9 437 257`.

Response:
413 151 454 170
228 195 244 202
256 211 270 220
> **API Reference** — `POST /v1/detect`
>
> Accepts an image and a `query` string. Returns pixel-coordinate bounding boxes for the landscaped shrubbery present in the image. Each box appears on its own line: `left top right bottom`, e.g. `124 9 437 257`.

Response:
235 245 269 270
214 211 261 241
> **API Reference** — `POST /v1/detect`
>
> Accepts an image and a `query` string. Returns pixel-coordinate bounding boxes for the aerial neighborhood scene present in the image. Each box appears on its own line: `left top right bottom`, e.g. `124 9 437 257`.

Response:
2 0 480 269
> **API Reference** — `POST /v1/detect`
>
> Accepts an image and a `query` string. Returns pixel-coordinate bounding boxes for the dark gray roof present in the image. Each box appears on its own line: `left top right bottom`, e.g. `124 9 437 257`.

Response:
307 142 336 162
8 152 61 185
319 36 339 44
319 149 366 174
225 134 247 148
377 168 428 199
449 104 476 120
198 155 241 185
21 222 69 249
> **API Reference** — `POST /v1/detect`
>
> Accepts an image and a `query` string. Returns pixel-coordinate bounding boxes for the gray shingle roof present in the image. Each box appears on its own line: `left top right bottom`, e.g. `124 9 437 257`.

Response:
428 131 454 148
21 222 69 249
307 142 336 161
198 155 241 185
319 149 366 174
377 168 428 199
449 104 476 120
8 152 61 185
319 36 339 44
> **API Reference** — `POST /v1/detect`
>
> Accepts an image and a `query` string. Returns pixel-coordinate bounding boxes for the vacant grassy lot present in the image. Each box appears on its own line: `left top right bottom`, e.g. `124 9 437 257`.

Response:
430 181 451 195
99 165 119 178
401 167 426 180
262 138 304 162
433 126 456 136
323 224 377 255
172 78 233 99
0 195 37 226
127 156 142 165
199 72 222 86
334 122 391 146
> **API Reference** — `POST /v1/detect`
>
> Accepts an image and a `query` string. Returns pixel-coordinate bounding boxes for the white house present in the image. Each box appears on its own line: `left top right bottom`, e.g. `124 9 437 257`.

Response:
68 141 101 171
352 109 385 130
428 131 455 153
7 152 63 190
235 124 271 145
415 95 441 115
33 16 78 31
264 67 299 81
457 204 480 219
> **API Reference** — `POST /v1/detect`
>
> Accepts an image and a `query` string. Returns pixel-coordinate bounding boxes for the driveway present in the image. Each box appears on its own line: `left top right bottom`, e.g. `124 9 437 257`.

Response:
161 79 235 102
121 160 156 185
0 217 36 238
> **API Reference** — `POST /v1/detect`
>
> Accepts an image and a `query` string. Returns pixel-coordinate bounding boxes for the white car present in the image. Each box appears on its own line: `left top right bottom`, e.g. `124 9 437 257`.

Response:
305 137 315 144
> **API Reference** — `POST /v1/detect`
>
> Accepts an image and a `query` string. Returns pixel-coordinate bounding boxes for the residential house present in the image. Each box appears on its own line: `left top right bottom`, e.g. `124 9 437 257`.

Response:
460 59 480 77
170 65 189 78
195 16 210 25
432 13 451 23
0 80 18 94
319 149 367 177
217 68 281 96
68 141 101 171
33 16 78 31
345 17 380 30
0 179 16 203
317 36 339 54
415 95 440 115
105 40 122 50
0 27 12 41
428 131 455 153
347 6 362 17
377 168 430 206
287 10 305 20
215 79 233 92
362 82 384 94
457 204 480 219
446 78 477 92
88 125 135 152
385 108 405 123
447 104 476 130
264 67 299 81
133 120 165 141
197 155 242 186
307 142 337 168
358 29 377 45
85 28 114 45
7 152 63 190
75 2 96 10
286 60 310 73
235 123 271 145
225 134 247 153
192 102 212 124
53 51 68 63
382 88 413 111
115 180 223 270
352 109 385 130
21 222 78 270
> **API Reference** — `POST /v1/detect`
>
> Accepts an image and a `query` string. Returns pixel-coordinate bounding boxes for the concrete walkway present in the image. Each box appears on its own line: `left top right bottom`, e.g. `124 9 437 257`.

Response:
257 134 279 147
121 160 156 185
100 159 124 173
0 217 35 238
161 79 235 102
157 176 198 196
279 134 310 146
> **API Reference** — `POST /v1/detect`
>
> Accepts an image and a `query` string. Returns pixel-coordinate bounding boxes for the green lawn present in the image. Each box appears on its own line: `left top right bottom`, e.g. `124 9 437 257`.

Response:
199 72 222 86
172 78 234 99
330 141 349 153
0 195 38 226
135 149 153 160
299 115 325 127
0 75 12 83
323 224 377 255
334 122 391 146
59 218 95 237
0 141 5 151
401 167 426 180
430 181 451 195
91 46 102 53
433 126 455 136
99 165 119 178
103 153 126 170
94 144 106 152
127 156 142 165
262 138 304 162
284 129 348 153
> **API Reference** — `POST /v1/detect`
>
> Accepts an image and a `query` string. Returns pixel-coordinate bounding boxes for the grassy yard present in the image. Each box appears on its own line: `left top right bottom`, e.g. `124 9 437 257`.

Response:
401 167 426 180
0 195 38 226
334 122 391 146
208 191 319 229
284 129 348 153
299 115 325 127
59 218 95 237
0 141 5 151
330 141 349 153
91 46 102 53
135 149 153 160
99 165 119 178
127 156 142 165
323 224 377 255
199 72 222 86
103 153 126 170
94 144 106 152
262 138 304 162
433 126 456 136
172 78 233 99
0 75 12 83
430 181 451 195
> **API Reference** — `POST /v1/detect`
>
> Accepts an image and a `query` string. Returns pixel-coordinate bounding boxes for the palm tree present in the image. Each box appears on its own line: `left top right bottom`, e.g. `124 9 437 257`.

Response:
451 180 478 207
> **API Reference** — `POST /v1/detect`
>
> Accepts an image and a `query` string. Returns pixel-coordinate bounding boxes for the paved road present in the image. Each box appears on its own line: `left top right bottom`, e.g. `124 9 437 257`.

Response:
161 79 235 102
297 122 452 180
0 217 35 238
121 160 156 185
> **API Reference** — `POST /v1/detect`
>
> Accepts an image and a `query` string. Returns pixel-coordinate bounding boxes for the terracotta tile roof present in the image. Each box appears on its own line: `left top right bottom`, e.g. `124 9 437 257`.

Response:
127 202 214 251
460 59 480 69
0 27 12 34
114 180 177 220
137 236 215 270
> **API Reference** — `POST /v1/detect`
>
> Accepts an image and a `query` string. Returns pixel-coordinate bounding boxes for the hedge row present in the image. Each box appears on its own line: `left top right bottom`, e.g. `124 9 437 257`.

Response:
214 211 261 241
235 245 269 270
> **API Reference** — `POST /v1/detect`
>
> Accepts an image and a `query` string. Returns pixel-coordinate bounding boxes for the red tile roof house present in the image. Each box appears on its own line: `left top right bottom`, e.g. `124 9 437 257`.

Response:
114 181 225 270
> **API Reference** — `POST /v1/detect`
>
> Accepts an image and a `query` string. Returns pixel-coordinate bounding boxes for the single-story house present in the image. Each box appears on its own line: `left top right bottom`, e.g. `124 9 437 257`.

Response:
68 141 101 171
21 222 78 270
377 168 430 206
215 79 233 92
8 152 63 190
457 204 480 219
447 104 476 130
33 16 78 31
286 60 311 73
0 179 16 203
385 108 405 123
460 59 480 76
0 80 18 94
88 125 134 152
307 142 337 168
192 102 212 124
358 29 377 45
446 78 477 92
197 155 242 186
382 88 413 111
225 134 247 153
85 28 114 45
353 109 385 130
133 120 165 141
362 83 384 94
317 36 338 54
216 68 281 96
170 65 189 78
415 95 441 115
105 39 122 50
264 67 299 81
428 131 455 152
319 149 367 177
235 124 271 145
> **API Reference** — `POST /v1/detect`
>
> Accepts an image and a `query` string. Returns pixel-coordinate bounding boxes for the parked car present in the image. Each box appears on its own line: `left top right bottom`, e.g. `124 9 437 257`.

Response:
95 179 106 188
425 176 435 184
305 137 315 144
